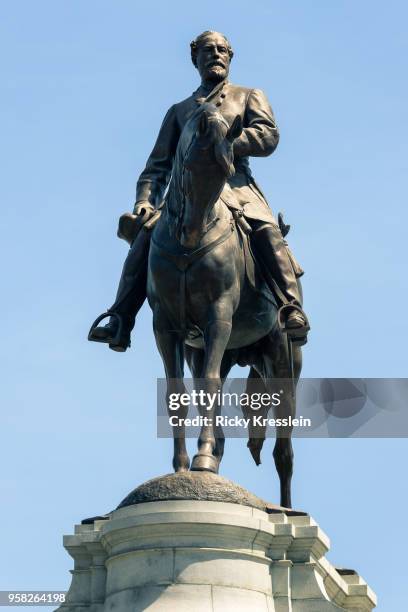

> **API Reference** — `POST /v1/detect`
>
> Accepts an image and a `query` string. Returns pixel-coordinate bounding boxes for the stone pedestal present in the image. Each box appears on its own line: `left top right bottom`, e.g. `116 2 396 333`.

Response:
57 474 376 611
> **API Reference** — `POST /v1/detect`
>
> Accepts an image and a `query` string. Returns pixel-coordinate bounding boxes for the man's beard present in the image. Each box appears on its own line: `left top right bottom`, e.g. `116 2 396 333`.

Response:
205 66 228 83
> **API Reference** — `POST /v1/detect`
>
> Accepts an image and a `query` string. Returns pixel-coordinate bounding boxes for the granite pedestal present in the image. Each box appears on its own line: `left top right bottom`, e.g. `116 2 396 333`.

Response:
57 473 376 611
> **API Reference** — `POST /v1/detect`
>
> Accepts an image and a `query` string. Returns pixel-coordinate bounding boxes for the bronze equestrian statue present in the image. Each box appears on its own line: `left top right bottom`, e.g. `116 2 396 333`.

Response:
88 31 309 508
89 31 308 352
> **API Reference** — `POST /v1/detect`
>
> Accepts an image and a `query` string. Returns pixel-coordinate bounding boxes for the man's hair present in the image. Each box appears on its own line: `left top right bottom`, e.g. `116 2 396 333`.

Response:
190 31 234 67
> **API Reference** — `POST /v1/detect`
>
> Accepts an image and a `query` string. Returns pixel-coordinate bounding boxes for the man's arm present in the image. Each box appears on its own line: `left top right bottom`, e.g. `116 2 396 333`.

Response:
233 88 279 159
134 104 180 213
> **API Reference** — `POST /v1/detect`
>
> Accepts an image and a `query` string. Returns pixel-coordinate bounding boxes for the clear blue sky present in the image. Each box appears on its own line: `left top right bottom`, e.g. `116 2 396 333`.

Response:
1 1 407 610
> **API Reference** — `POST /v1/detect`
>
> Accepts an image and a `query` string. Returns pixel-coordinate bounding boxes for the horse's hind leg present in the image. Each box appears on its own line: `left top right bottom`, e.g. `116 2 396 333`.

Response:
262 333 302 508
274 341 302 508
268 373 295 508
154 311 190 472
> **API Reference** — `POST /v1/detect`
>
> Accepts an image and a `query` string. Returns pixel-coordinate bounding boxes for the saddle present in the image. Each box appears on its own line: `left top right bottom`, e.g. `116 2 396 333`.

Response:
233 213 278 307
218 188 276 305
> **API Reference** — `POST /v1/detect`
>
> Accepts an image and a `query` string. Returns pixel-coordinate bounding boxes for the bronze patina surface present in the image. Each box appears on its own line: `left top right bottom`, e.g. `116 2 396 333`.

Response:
88 31 310 509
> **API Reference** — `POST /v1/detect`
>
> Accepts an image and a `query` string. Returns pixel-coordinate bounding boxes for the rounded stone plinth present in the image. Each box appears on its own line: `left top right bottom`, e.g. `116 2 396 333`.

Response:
116 471 290 514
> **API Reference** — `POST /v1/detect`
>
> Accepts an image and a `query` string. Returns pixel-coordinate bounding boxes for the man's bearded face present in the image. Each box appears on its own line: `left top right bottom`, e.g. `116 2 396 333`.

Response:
196 33 231 83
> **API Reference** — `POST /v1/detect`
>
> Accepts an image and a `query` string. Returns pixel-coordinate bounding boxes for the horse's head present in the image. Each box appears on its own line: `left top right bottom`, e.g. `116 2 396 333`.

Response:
177 104 242 248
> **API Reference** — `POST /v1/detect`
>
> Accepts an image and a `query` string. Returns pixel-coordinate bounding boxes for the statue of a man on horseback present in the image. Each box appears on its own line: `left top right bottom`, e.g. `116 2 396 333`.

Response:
88 30 311 508
89 30 309 352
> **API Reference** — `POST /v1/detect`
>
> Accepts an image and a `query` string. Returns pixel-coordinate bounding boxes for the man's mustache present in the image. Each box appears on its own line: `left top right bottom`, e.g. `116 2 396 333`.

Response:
206 60 225 69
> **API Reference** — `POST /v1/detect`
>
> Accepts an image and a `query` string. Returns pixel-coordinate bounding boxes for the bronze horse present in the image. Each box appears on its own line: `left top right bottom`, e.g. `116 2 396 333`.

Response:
147 103 302 508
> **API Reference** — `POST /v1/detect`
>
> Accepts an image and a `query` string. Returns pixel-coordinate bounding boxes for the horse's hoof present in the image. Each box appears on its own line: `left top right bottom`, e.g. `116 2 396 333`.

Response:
190 453 218 472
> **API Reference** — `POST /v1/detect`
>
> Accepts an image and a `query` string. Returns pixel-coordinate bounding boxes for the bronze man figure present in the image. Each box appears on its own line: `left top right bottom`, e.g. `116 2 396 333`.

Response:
89 30 309 351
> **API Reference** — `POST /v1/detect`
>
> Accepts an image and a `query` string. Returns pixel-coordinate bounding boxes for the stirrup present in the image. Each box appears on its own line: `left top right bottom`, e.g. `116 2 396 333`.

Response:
277 304 310 345
88 311 123 344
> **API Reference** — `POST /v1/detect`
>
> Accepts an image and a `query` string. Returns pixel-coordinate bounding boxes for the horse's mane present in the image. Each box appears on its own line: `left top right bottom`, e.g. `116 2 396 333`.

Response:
165 106 201 229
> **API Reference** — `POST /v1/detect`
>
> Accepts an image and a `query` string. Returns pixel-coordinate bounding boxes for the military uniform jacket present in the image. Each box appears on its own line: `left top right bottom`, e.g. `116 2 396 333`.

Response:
135 80 280 224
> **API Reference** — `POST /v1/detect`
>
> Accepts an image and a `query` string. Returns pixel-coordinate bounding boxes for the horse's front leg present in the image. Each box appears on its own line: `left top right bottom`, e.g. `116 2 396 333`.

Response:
191 314 232 473
187 347 234 473
153 310 190 473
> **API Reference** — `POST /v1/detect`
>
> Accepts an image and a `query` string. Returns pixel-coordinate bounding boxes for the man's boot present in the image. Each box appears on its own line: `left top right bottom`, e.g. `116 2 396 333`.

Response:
251 222 310 340
88 229 150 352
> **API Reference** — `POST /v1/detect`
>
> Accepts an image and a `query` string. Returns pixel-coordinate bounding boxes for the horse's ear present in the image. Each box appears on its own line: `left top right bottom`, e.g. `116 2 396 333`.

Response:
226 115 243 142
198 111 208 135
